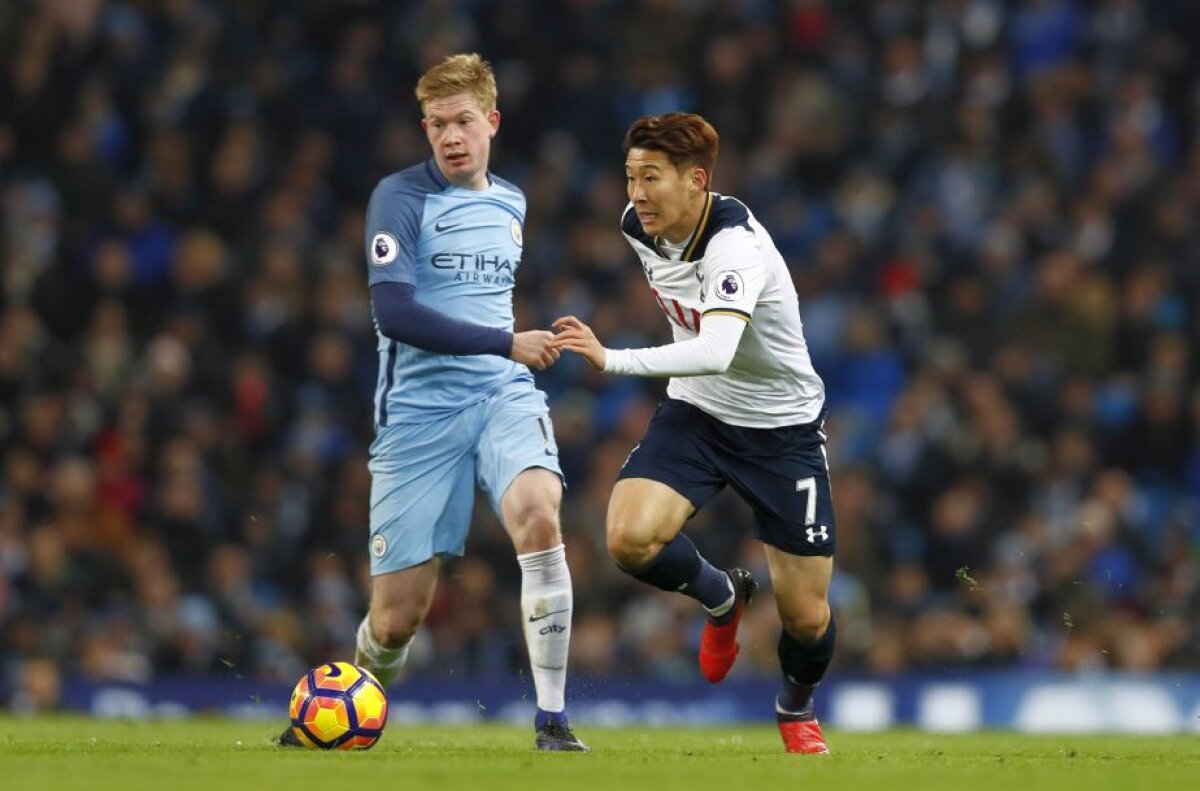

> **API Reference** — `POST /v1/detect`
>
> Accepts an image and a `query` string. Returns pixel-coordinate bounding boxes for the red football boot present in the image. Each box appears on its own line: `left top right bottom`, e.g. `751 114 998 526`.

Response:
698 568 758 682
777 717 830 755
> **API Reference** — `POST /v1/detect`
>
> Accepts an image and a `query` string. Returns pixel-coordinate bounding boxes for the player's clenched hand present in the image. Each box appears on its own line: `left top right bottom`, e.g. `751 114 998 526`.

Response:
551 316 606 371
510 330 560 370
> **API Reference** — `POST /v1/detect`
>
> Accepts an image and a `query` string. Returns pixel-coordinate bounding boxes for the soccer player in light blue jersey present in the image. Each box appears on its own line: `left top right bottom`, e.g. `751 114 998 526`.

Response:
277 53 586 752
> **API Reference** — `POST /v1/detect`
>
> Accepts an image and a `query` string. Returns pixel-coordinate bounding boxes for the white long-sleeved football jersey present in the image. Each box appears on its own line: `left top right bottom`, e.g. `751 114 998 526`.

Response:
614 192 825 428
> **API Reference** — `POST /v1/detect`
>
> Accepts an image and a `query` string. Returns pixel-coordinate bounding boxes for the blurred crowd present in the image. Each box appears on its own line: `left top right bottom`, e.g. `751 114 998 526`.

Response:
2 0 1199 711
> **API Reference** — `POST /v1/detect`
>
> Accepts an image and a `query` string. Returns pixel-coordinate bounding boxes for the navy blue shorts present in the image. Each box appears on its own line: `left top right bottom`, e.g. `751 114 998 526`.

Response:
618 397 835 557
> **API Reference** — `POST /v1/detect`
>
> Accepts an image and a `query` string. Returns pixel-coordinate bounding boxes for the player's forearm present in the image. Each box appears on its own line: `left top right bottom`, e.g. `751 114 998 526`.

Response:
371 282 512 357
603 314 745 377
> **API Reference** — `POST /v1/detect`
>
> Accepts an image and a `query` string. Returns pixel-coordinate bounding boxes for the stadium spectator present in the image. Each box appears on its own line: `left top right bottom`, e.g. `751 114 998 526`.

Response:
1 1 1198 711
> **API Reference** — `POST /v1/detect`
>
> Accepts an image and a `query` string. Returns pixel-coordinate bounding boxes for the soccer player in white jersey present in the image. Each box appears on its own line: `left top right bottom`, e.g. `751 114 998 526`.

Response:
553 112 835 754
277 54 586 751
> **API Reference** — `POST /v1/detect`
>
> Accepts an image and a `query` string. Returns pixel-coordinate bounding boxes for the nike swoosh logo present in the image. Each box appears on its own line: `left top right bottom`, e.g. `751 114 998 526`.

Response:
528 608 569 623
434 220 463 232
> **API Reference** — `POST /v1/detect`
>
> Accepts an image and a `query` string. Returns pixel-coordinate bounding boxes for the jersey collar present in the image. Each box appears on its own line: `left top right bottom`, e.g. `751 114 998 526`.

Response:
425 158 449 189
425 158 494 191
657 191 714 262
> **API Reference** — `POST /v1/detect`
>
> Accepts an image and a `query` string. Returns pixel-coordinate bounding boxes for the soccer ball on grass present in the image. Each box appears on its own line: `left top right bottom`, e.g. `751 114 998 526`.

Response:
287 661 388 749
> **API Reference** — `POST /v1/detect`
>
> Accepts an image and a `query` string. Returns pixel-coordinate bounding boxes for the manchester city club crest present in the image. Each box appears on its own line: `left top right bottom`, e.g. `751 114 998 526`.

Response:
371 533 387 558
510 217 523 247
371 232 399 266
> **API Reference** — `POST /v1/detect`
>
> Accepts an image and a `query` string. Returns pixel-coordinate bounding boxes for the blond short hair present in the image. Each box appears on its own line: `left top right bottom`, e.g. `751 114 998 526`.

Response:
415 53 497 114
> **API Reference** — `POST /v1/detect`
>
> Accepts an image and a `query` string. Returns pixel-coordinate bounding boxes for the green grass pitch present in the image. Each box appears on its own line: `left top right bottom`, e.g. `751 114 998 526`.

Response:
1 717 1197 791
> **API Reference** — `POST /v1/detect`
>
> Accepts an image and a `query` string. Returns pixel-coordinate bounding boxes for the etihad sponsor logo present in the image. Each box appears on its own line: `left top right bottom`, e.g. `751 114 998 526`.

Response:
432 253 517 283
431 253 517 273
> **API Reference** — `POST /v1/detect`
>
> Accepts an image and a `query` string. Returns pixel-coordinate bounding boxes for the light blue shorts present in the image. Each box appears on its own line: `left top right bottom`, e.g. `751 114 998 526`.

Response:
367 378 562 575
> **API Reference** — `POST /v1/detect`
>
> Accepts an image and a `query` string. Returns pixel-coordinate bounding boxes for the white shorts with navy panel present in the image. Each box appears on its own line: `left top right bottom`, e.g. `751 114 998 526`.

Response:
367 377 561 574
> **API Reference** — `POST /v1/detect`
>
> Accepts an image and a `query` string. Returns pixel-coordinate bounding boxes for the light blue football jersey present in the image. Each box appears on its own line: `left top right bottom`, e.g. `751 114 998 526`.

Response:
365 160 529 426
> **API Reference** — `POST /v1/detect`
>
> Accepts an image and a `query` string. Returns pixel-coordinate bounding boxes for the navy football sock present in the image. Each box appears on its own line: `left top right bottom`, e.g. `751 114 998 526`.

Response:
777 614 836 714
536 708 569 729
625 533 732 611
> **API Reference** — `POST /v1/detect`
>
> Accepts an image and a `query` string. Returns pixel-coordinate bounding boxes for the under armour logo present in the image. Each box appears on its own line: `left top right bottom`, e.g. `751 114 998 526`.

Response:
806 525 829 544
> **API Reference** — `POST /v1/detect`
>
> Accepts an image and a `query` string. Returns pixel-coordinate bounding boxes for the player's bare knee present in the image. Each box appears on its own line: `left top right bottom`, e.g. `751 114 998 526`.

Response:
779 603 831 644
605 533 635 568
606 521 652 569
514 507 561 552
370 607 422 649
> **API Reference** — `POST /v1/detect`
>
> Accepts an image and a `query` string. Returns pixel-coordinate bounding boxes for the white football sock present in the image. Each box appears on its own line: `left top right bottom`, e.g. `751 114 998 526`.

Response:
354 615 410 689
518 544 573 713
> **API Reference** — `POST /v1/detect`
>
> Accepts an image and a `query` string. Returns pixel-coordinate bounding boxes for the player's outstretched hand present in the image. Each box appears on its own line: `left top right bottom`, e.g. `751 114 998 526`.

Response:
552 316 606 371
510 330 560 370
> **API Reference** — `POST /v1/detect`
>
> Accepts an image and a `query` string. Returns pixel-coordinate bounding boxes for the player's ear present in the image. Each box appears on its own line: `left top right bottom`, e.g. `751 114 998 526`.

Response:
488 109 501 138
691 167 708 194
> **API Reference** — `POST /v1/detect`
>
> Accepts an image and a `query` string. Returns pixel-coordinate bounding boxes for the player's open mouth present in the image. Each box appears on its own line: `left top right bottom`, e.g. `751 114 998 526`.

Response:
637 212 658 224
445 152 468 166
